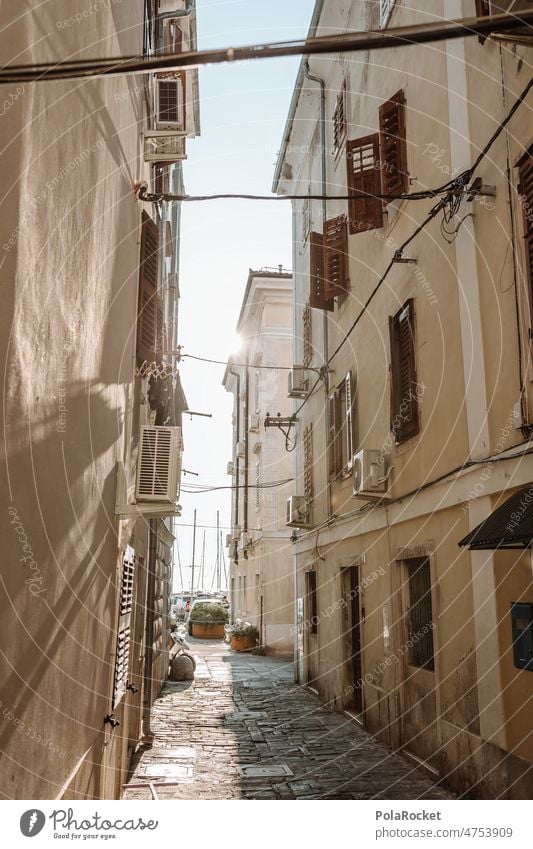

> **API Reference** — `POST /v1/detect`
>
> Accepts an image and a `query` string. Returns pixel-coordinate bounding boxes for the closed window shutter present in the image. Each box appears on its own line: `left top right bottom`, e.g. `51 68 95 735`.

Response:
347 134 384 233
518 149 533 311
323 215 349 299
303 302 312 368
113 547 136 708
390 299 419 442
328 394 337 480
344 371 355 469
379 90 408 198
304 423 313 507
136 212 163 366
309 230 334 311
475 0 491 13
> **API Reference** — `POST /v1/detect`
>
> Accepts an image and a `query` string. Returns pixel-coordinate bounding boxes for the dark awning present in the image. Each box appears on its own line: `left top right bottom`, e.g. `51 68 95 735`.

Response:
459 483 533 550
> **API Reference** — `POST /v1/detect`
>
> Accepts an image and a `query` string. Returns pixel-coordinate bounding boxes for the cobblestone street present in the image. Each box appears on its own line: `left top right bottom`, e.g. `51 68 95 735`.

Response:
123 639 452 800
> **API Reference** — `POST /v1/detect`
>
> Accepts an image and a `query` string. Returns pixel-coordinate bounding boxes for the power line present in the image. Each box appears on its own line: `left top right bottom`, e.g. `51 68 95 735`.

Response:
1 12 532 84
181 478 293 493
182 353 297 371
138 188 443 204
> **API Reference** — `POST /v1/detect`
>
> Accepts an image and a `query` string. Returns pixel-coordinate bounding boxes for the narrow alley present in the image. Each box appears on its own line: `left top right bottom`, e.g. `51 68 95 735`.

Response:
123 640 452 801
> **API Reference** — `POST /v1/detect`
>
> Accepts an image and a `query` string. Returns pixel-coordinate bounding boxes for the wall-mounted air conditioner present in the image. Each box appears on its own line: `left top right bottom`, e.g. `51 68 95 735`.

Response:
227 461 235 476
155 74 185 130
286 495 312 529
161 15 190 54
225 533 232 548
135 426 183 503
288 366 308 399
236 441 245 459
249 414 260 432
143 131 187 163
238 531 252 552
231 525 242 542
352 449 387 496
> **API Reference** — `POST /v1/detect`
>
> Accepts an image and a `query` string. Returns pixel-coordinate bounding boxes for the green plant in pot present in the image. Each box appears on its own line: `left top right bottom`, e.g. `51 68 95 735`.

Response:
228 620 259 651
189 603 229 638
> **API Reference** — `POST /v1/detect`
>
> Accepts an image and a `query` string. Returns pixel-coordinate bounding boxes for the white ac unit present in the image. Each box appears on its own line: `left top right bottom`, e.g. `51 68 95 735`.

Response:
288 366 308 399
249 414 260 432
227 461 235 476
352 449 386 496
155 75 185 130
286 495 312 529
236 441 245 459
135 426 183 503
143 130 187 163
231 525 242 542
238 531 252 552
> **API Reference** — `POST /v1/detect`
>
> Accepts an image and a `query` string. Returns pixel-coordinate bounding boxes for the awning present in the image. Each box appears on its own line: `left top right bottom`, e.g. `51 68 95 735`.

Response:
459 484 533 550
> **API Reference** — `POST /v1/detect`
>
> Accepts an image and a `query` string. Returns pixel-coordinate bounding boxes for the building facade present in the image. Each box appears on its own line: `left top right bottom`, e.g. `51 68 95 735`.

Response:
273 0 533 797
223 270 295 656
0 0 199 799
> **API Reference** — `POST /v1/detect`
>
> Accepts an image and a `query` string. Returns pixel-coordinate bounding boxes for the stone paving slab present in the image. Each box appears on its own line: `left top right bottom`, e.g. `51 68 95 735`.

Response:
123 638 453 800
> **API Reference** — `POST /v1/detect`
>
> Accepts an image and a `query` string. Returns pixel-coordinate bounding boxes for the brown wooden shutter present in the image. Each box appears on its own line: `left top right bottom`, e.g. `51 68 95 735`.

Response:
323 215 349 299
303 302 312 368
136 212 163 366
389 299 419 442
303 423 313 507
328 394 337 480
475 0 491 15
344 371 355 469
346 134 384 233
518 149 533 315
379 90 408 198
113 546 136 708
309 230 333 311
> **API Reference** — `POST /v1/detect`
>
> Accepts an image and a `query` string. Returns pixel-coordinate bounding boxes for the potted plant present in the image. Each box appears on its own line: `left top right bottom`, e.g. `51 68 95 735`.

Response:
189 602 229 638
228 620 259 652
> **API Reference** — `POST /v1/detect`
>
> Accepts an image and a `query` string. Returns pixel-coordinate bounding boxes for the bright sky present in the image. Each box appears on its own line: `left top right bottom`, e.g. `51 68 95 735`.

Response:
174 0 315 591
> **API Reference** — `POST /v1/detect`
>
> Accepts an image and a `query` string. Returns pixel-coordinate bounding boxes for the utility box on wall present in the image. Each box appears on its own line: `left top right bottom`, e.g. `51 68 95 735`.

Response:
511 602 533 671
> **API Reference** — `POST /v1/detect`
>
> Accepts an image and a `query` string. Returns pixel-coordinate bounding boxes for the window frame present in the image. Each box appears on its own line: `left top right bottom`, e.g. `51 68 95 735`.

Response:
307 570 318 635
379 89 408 200
389 298 419 444
346 133 384 234
405 557 435 671
332 82 347 159
328 371 356 480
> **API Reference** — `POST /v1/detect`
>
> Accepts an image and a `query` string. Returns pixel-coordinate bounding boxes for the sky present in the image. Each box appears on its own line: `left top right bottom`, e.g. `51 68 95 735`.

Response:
174 0 316 591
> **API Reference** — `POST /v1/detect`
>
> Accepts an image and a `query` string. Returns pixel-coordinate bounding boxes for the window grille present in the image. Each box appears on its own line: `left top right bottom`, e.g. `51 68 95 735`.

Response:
406 557 434 670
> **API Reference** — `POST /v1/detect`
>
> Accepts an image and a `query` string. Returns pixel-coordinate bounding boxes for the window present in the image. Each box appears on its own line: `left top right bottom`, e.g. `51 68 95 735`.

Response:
328 372 355 479
255 460 260 510
379 90 408 198
380 0 396 27
518 146 533 315
137 212 164 366
346 134 384 233
406 557 434 670
510 602 533 671
307 571 318 634
303 423 313 509
113 547 136 707
309 231 333 311
303 302 312 367
389 299 419 443
323 215 349 299
332 84 347 157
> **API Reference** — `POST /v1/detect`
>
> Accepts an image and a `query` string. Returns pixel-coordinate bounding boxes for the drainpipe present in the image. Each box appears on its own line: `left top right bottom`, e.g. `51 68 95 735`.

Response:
142 519 157 740
304 62 332 520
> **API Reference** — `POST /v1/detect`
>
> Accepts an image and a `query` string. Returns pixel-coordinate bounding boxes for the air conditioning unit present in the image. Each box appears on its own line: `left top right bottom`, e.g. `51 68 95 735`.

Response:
236 441 245 459
225 533 232 548
286 495 312 529
155 74 185 130
288 366 308 399
143 131 186 163
249 414 260 432
352 449 386 496
161 15 190 54
238 531 252 552
227 461 235 476
231 525 242 542
135 426 183 503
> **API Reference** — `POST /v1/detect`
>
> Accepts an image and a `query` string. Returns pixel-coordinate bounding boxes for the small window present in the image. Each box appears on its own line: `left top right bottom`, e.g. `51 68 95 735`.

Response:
303 303 312 368
332 84 347 157
307 571 318 634
380 0 396 28
328 372 355 479
389 299 419 443
406 557 434 670
511 602 533 670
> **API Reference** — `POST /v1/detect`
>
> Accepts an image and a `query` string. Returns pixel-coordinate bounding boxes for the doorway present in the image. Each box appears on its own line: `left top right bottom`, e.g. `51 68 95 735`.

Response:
341 566 363 714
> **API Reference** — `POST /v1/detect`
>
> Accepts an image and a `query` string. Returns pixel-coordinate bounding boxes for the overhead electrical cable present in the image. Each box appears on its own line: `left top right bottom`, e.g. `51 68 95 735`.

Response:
1 12 532 84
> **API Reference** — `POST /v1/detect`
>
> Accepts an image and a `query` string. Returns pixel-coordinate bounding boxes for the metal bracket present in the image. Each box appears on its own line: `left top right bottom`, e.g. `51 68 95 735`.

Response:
264 412 297 429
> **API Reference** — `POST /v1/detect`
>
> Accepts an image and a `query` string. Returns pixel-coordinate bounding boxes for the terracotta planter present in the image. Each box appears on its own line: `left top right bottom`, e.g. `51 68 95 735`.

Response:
191 622 225 639
231 634 258 652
